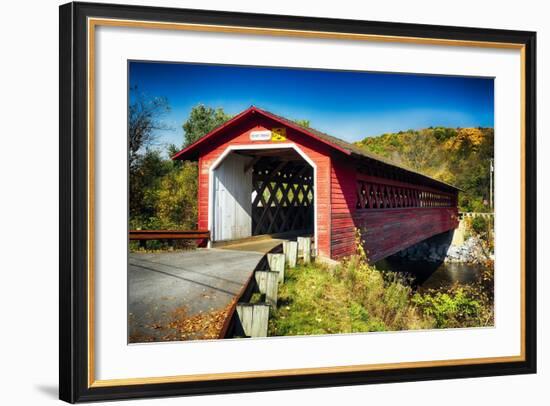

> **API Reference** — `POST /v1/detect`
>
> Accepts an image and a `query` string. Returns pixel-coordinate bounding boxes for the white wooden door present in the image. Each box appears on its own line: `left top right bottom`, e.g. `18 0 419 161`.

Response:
213 154 252 241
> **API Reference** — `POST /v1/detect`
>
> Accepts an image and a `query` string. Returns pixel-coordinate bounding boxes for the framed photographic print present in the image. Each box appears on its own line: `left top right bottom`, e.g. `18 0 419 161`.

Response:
59 2 537 403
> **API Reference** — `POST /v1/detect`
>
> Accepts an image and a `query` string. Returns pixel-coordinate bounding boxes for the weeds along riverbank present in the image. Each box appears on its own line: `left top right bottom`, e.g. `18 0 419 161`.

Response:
268 234 494 336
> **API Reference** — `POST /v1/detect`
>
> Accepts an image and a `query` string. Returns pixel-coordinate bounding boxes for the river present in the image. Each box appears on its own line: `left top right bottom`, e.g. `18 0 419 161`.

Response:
374 258 488 292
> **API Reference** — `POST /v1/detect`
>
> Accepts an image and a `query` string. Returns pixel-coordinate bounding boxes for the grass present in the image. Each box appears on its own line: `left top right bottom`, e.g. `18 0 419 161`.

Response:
269 258 432 336
269 237 494 336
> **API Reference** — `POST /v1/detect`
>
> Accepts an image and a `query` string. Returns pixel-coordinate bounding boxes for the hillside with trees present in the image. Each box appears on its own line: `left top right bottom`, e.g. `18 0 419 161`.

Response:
355 127 494 212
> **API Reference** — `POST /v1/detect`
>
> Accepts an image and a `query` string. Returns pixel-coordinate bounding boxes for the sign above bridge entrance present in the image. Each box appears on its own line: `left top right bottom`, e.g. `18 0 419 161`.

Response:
271 127 287 141
249 128 288 142
249 130 272 141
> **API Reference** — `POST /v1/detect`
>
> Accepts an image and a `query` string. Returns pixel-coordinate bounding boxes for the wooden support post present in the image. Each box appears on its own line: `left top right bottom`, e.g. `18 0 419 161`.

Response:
254 271 268 294
251 304 270 338
254 270 279 306
303 237 311 264
267 253 285 282
297 237 304 258
265 271 278 306
266 275 278 306
236 303 270 338
282 241 290 264
236 303 253 336
287 241 298 268
298 236 312 264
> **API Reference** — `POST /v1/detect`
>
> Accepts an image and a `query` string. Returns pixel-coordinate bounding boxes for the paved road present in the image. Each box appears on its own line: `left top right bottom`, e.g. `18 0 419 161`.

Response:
128 248 265 342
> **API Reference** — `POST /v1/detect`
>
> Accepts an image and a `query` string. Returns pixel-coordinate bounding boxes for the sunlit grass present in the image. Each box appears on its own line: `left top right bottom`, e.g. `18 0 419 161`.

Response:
268 258 432 337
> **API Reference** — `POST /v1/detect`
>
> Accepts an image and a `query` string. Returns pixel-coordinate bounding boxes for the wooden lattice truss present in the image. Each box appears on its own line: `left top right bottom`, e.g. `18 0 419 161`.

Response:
356 180 454 209
355 162 457 210
251 158 314 235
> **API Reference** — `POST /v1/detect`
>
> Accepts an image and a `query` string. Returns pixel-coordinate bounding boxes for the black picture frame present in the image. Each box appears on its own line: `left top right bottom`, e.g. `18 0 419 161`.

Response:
59 1 537 403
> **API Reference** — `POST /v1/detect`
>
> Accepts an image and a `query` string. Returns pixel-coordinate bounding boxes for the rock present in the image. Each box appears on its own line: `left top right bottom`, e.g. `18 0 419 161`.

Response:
443 236 491 264
387 233 491 265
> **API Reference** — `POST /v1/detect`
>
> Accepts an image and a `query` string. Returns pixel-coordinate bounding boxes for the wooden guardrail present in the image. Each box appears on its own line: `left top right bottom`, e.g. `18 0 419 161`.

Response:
129 230 210 241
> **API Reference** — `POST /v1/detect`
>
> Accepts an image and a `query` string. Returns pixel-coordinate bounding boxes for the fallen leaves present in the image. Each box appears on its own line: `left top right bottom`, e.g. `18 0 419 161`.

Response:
167 304 231 340
130 303 234 343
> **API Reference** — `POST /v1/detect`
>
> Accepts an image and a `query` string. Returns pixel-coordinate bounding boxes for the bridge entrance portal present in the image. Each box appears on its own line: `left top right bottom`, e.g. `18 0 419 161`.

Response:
212 147 314 243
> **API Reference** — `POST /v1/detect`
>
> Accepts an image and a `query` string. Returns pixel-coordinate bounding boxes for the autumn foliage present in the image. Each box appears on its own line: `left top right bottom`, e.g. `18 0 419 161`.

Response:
356 127 494 212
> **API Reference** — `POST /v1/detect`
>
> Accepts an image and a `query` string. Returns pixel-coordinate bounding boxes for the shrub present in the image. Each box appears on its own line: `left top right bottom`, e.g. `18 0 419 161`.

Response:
470 215 489 235
412 288 481 328
463 215 494 253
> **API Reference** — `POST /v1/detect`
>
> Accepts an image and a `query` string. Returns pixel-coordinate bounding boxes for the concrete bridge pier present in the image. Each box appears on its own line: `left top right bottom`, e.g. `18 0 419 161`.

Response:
451 219 466 246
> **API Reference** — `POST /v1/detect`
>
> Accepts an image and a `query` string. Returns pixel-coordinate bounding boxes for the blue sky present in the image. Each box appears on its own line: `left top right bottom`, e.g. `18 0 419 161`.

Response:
129 61 494 147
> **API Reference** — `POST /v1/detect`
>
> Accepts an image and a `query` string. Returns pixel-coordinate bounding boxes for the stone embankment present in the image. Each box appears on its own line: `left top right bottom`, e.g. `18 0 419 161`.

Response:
392 231 492 264
444 237 493 264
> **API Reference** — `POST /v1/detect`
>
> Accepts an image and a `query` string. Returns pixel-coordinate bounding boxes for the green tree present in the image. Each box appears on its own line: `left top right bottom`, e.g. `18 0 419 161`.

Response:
155 161 198 229
167 143 183 168
182 104 231 146
400 130 438 171
293 119 311 128
166 143 181 157
129 148 172 227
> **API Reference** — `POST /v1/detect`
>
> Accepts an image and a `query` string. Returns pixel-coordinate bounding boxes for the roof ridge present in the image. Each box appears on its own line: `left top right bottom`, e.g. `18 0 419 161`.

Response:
252 107 459 190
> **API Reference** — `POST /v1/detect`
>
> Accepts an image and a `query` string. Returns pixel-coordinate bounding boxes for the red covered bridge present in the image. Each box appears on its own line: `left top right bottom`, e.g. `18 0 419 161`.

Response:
173 106 459 263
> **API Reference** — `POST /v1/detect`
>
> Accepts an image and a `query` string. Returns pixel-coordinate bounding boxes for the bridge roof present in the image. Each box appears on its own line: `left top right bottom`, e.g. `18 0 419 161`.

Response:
172 106 460 192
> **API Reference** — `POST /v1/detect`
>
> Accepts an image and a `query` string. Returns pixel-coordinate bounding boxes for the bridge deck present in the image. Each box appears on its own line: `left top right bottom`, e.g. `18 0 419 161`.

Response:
213 235 290 254
128 248 266 342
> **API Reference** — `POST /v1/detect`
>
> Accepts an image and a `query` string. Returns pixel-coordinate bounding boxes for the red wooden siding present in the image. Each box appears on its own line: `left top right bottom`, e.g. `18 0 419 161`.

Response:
196 114 333 258
330 158 357 259
352 207 458 263
330 158 459 262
